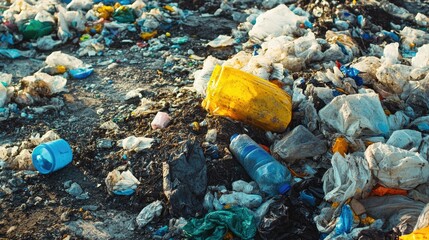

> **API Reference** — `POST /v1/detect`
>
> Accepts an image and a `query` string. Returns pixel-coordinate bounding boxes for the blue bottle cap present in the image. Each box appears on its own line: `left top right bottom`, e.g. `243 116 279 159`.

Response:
278 183 291 195
230 134 239 142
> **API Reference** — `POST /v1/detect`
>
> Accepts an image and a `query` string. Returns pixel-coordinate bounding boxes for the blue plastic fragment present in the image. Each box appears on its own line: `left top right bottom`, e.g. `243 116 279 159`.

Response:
334 205 353 235
69 68 94 79
113 189 135 196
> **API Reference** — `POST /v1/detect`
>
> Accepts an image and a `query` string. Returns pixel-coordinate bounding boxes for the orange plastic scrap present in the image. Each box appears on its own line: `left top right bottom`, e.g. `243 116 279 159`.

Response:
202 65 292 132
140 30 158 40
400 226 429 240
370 184 408 197
332 136 348 156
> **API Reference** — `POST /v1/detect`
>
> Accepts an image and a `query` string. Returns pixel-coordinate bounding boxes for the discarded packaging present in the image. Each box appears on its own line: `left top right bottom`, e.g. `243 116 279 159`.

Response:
151 112 171 130
203 65 292 132
105 167 140 195
136 200 163 228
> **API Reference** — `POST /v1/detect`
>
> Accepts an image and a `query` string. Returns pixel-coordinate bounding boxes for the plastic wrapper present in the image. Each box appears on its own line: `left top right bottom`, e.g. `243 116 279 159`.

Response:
193 56 224 96
117 136 154 152
202 65 292 132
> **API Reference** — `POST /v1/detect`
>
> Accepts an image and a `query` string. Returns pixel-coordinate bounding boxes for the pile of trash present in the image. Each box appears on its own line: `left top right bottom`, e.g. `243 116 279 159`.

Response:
1 0 429 239
0 0 191 53
188 1 429 239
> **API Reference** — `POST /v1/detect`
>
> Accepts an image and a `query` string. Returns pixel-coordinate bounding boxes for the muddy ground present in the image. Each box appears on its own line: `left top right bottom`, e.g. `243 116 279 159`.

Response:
0 0 426 239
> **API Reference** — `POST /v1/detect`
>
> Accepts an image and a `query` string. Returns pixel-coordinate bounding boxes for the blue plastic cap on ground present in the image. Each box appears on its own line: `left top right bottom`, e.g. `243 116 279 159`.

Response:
278 183 291 195
230 134 239 142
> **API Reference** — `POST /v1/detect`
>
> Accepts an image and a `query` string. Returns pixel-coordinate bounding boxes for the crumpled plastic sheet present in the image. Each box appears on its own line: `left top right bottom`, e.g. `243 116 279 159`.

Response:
365 142 429 190
117 136 154 152
136 200 163 228
319 92 390 137
183 207 257 240
105 167 140 195
360 195 426 235
323 152 373 203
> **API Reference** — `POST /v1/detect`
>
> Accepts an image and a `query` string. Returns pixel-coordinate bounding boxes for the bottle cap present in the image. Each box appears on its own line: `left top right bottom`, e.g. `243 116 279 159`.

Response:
230 134 239 142
278 183 291 195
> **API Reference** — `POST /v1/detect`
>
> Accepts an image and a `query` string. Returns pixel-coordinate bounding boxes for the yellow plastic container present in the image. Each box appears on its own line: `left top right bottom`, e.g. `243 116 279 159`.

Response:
202 65 292 132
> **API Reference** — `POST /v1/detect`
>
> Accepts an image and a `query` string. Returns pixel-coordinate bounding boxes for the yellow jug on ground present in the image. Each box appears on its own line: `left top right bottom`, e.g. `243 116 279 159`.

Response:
202 65 292 132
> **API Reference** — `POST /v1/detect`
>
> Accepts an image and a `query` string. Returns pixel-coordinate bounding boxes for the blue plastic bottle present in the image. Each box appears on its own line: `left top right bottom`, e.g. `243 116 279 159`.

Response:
229 134 292 196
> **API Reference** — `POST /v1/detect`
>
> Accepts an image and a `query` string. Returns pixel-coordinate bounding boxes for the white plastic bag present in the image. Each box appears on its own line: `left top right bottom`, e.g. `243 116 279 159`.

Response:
193 56 224 96
365 143 429 190
382 42 400 65
412 44 429 69
45 51 84 70
248 4 307 43
319 93 390 137
323 153 372 203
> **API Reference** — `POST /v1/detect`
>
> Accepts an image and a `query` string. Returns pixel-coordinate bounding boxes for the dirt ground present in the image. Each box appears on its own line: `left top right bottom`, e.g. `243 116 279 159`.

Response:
0 0 427 239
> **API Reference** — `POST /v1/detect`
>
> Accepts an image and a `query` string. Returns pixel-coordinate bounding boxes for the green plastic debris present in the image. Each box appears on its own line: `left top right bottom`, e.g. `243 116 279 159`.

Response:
183 207 257 240
19 20 54 40
112 6 136 23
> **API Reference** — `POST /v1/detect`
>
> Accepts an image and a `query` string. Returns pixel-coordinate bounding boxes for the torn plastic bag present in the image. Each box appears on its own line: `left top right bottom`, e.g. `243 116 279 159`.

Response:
319 93 390 137
386 129 422 150
360 195 426 235
365 143 429 190
183 207 256 240
259 196 319 240
272 125 327 163
323 153 372 203
163 139 207 217
136 200 163 228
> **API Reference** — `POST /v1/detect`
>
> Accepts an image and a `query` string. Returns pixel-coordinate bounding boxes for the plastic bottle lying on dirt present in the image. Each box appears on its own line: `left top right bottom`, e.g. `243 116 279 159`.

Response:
229 134 291 196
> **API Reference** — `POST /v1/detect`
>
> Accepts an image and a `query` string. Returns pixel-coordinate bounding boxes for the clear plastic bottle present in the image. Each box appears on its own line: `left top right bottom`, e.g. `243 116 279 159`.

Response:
229 134 292 196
